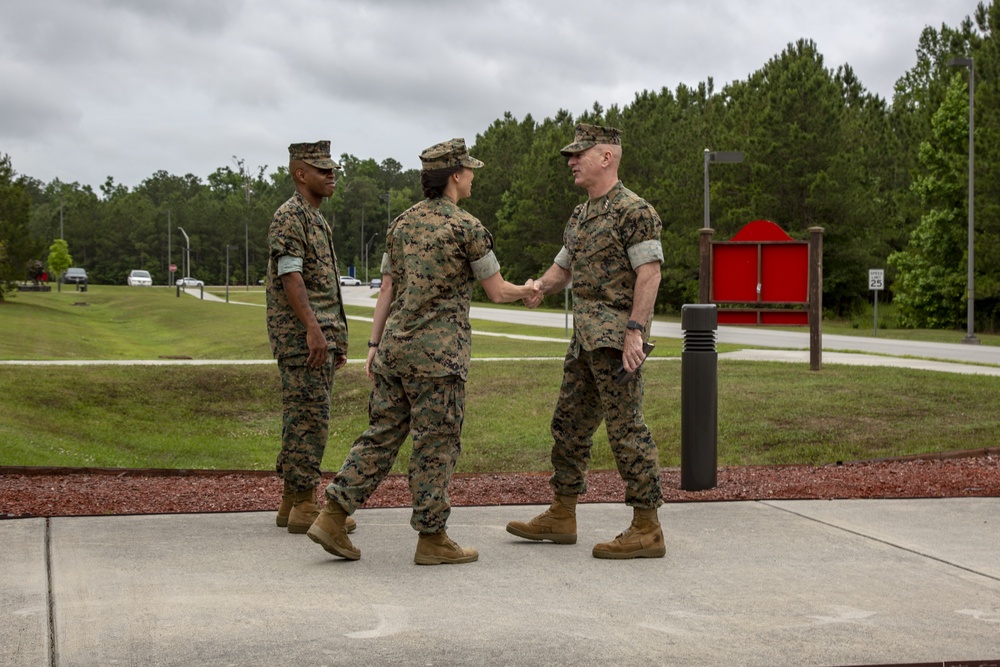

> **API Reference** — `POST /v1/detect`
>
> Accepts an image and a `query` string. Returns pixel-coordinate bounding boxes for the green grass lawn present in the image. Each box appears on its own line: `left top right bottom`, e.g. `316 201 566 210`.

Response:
2 285 998 473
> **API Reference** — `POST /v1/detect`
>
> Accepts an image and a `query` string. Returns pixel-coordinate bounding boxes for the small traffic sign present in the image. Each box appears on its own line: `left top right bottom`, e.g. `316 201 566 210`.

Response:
170 264 177 273
869 269 884 291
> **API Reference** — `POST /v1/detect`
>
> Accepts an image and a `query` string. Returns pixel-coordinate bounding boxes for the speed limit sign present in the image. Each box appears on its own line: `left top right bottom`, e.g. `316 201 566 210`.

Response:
869 269 884 291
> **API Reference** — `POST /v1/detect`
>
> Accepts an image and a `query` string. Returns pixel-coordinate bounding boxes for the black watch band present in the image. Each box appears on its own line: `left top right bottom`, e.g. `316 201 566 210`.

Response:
367 341 379 349
626 320 644 333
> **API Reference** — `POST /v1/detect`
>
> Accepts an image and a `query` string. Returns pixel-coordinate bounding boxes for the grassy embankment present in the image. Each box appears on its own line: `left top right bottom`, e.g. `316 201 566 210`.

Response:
2 286 998 473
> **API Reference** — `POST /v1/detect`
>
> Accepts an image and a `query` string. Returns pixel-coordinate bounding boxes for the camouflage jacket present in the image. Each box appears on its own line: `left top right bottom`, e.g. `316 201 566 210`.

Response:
371 197 498 381
555 181 663 353
265 192 348 359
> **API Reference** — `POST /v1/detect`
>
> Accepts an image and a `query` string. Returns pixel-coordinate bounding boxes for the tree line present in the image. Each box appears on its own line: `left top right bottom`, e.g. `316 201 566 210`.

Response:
2 2 999 331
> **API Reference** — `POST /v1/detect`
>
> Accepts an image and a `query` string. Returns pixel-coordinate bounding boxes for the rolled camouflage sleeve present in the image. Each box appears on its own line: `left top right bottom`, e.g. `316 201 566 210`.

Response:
471 250 501 281
277 255 303 276
624 203 663 269
554 246 571 269
465 221 496 278
627 240 663 269
269 210 307 261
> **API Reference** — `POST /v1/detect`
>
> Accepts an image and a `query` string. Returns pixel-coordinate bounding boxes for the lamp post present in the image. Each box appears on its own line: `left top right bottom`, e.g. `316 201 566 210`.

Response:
243 183 250 292
177 226 190 288
703 149 744 229
162 210 173 286
365 233 379 283
58 181 64 240
380 192 391 228
948 56 979 344
225 244 238 303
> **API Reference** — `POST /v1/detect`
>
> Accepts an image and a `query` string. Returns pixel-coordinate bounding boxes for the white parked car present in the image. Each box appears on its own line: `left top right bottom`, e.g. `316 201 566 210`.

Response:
127 270 152 287
176 277 205 288
340 276 363 286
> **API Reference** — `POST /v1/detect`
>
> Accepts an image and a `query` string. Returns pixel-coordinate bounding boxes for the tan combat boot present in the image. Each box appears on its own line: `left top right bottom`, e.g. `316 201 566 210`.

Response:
307 501 361 560
275 485 294 528
505 494 578 544
287 488 356 534
592 507 666 559
414 531 478 565
286 488 320 534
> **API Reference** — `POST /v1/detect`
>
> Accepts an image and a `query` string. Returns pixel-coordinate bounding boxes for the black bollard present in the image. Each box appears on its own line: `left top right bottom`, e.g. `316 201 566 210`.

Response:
680 304 718 491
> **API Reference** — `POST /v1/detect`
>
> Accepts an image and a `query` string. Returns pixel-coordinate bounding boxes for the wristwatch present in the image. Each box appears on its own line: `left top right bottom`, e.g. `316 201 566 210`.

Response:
367 341 379 348
626 320 645 333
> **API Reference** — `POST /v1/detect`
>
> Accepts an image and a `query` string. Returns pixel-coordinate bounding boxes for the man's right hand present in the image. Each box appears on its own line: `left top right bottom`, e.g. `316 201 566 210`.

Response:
305 326 329 368
522 279 544 309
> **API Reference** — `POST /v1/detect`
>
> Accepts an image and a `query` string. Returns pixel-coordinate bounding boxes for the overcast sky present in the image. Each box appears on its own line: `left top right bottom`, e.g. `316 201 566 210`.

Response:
0 0 978 191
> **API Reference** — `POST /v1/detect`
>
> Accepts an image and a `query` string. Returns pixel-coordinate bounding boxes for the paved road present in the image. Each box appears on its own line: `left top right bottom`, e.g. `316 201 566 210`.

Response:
336 286 1000 367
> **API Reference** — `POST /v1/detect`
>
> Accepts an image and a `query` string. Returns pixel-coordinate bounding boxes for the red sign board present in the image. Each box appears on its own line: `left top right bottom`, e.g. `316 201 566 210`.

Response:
170 264 177 273
712 220 809 325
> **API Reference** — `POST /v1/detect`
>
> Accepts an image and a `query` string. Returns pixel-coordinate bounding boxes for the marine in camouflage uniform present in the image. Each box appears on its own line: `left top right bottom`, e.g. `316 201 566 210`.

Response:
506 124 667 559
265 140 350 534
307 138 537 564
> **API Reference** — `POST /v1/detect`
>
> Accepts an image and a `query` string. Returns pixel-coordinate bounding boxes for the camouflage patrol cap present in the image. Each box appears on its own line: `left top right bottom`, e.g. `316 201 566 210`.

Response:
419 138 484 171
559 123 622 156
288 140 341 170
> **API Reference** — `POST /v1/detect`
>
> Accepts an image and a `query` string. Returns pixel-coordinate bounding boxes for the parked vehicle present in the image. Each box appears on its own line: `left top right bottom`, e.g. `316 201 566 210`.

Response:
63 267 88 284
127 270 152 286
370 278 382 288
176 277 205 287
340 276 363 286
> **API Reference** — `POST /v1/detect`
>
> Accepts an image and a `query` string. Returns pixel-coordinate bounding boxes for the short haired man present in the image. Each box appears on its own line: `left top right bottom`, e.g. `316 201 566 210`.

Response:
266 140 355 535
507 123 666 559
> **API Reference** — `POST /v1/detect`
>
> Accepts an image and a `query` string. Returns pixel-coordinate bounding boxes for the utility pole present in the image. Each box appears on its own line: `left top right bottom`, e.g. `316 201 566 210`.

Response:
58 182 64 240
948 57 979 344
167 210 172 286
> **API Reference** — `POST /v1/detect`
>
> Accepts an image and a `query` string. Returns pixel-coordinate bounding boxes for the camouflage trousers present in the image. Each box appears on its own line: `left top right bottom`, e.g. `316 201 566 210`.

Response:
549 347 663 508
275 354 335 493
324 373 465 534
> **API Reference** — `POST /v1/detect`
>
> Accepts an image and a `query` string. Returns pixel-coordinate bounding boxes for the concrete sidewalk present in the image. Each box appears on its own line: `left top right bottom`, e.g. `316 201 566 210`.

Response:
3 499 998 666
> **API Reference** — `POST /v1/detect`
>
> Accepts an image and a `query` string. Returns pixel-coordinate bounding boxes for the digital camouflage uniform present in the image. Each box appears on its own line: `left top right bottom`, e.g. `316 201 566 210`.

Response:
324 140 497 534
550 179 665 509
266 187 348 494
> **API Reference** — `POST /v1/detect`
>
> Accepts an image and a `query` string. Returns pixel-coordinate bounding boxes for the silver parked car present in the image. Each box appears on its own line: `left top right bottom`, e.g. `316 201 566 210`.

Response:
63 267 88 284
127 270 152 286
176 277 204 287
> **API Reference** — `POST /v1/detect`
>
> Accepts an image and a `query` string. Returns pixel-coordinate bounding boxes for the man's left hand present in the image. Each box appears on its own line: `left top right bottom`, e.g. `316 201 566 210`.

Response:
622 330 648 372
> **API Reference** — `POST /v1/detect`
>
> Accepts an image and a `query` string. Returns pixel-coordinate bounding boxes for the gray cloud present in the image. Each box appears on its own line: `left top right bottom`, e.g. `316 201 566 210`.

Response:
0 0 977 189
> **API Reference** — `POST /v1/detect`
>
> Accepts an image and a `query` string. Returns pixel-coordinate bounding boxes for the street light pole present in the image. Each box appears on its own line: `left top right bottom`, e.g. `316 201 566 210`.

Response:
948 56 978 344
380 192 390 227
58 182 64 240
703 149 745 229
365 233 379 283
225 244 238 303
177 226 190 288
166 210 172 286
244 186 250 292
